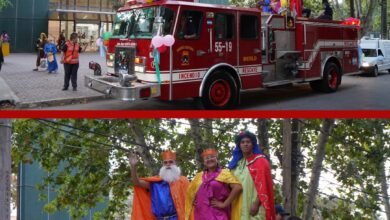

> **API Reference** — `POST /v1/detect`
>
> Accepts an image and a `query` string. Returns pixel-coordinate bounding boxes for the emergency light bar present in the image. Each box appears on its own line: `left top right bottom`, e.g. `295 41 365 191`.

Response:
343 17 360 26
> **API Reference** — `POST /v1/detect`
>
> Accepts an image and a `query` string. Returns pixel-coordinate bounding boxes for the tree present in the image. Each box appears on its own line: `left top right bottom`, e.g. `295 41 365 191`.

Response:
0 119 11 220
12 119 245 219
327 120 390 218
11 119 389 219
303 119 335 220
0 0 12 10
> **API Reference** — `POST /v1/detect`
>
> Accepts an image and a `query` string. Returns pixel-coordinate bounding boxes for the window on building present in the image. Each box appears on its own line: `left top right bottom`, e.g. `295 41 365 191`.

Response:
76 0 88 10
89 0 101 11
240 15 258 39
214 13 234 40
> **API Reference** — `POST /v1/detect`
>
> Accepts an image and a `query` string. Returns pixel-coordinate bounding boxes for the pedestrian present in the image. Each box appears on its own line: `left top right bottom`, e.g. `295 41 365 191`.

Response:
185 148 242 220
0 34 4 71
275 204 290 220
228 131 276 220
60 32 82 91
1 30 10 61
33 33 48 71
128 150 189 220
44 37 58 74
317 0 333 20
57 30 65 51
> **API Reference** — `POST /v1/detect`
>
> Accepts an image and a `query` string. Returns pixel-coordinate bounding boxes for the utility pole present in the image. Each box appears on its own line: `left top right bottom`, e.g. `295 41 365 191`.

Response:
0 119 12 220
381 0 387 39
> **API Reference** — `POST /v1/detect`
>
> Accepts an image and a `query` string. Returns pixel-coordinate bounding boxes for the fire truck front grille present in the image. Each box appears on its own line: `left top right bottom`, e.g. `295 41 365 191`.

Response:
114 46 136 75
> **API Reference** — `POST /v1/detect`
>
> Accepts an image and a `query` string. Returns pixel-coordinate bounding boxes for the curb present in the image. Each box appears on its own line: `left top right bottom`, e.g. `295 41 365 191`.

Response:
0 77 20 108
16 95 107 109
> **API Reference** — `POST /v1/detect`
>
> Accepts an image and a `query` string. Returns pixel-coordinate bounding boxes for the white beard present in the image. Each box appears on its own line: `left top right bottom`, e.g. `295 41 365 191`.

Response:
159 165 181 183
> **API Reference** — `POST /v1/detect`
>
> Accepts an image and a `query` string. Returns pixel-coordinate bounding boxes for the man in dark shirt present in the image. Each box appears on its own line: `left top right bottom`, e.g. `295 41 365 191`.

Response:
318 0 333 20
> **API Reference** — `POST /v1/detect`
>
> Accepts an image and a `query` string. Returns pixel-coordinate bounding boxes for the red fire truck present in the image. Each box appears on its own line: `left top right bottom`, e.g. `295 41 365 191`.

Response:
85 0 360 109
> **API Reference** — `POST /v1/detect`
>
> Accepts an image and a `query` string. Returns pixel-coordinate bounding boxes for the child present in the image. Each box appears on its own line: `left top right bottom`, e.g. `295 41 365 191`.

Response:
44 37 58 73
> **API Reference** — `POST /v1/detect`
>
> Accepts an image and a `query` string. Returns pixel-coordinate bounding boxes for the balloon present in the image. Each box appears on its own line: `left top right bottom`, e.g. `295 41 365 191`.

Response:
96 38 102 47
152 36 164 48
103 32 112 40
163 35 175 47
157 45 167 53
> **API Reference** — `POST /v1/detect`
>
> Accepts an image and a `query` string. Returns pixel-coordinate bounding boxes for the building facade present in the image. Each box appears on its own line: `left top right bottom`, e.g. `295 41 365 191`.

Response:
19 161 107 220
0 0 117 52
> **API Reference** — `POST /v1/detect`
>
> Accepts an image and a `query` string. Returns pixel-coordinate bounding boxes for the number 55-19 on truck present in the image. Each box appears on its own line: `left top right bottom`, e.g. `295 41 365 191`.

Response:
85 0 361 109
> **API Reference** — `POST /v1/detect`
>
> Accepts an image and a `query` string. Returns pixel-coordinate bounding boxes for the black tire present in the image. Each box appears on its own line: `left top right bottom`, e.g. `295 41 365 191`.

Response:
388 69 390 74
310 62 341 93
372 66 378 77
201 70 238 109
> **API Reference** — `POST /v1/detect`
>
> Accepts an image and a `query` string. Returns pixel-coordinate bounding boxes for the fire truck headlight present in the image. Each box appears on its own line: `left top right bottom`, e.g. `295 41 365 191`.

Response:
106 53 115 67
362 62 370 67
135 65 145 73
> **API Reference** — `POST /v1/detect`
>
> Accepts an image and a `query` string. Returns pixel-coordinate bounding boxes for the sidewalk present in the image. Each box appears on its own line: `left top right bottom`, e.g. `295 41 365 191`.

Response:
0 52 108 109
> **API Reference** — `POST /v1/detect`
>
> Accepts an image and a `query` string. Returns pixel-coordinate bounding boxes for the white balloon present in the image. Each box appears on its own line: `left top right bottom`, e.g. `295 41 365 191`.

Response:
151 36 164 48
163 35 175 47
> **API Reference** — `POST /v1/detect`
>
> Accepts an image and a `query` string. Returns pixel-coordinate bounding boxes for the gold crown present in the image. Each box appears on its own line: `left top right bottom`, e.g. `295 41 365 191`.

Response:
201 148 218 158
161 150 176 161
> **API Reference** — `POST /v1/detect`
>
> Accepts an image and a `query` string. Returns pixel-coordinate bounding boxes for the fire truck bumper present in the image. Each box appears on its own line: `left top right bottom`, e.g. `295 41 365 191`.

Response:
84 75 161 101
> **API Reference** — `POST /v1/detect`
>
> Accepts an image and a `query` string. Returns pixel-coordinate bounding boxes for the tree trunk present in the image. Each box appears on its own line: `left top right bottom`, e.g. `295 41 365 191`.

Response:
257 119 270 157
355 0 361 18
188 119 208 169
282 119 292 214
379 159 390 219
291 119 302 216
0 119 11 220
381 0 388 39
127 119 160 174
303 119 335 220
361 0 378 37
350 0 355 18
282 119 302 216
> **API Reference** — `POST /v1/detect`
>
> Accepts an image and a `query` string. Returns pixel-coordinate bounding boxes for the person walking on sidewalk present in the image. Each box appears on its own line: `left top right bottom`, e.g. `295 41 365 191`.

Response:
0 34 4 71
33 33 48 71
44 37 58 73
60 32 82 91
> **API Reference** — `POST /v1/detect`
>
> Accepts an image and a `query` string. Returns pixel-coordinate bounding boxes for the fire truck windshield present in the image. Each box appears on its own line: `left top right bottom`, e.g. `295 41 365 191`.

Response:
113 6 174 39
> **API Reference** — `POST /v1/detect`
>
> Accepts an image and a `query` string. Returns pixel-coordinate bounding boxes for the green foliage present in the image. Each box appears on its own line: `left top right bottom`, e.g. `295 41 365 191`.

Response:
11 119 389 219
0 0 12 10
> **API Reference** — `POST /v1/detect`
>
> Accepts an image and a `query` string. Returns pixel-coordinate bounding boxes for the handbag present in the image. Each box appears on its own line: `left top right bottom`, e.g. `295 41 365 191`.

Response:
40 58 47 68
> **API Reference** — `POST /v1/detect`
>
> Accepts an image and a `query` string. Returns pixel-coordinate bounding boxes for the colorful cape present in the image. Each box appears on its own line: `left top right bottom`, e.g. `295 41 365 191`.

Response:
246 154 276 220
131 176 189 220
185 169 241 220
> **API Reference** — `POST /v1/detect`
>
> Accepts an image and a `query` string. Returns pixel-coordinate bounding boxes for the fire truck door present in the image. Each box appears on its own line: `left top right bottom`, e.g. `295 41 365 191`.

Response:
212 12 237 65
174 10 210 71
237 13 262 89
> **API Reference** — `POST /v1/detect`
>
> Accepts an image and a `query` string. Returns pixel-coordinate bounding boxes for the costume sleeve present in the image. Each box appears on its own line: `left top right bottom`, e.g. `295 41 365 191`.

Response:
216 169 241 184
185 172 202 220
250 157 276 220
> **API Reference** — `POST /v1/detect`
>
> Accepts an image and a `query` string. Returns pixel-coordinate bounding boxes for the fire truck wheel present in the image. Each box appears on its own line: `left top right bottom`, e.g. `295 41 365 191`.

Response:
310 62 340 93
201 71 238 109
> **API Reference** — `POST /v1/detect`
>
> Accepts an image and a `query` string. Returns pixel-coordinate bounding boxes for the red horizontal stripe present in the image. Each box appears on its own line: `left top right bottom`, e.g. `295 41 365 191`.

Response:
0 111 389 118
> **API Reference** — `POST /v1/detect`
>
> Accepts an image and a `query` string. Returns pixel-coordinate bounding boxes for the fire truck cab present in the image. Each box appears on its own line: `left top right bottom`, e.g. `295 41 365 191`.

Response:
85 0 360 109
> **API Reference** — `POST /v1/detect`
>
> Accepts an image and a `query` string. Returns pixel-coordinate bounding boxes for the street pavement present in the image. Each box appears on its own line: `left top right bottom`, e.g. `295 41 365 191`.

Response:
0 52 107 109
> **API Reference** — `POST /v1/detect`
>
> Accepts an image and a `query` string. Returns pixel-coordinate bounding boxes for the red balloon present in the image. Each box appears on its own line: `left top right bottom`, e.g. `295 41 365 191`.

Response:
157 45 167 53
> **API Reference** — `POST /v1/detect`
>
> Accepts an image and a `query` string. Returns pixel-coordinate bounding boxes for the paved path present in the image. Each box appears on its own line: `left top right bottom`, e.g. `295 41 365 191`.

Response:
0 52 107 109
